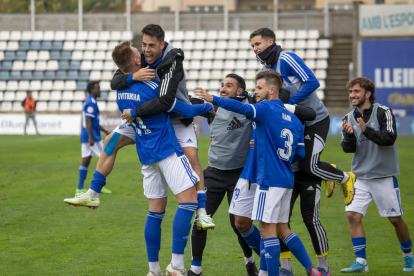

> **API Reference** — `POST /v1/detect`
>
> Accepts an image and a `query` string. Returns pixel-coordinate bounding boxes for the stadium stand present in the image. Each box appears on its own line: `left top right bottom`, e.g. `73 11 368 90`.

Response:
0 29 330 113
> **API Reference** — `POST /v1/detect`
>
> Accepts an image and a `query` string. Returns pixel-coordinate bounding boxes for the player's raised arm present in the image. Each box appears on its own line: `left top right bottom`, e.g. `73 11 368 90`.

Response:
167 99 213 118
111 54 150 90
285 104 317 123
195 88 256 119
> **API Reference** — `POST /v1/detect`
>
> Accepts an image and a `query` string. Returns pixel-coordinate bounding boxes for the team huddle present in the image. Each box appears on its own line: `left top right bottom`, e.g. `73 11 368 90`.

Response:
63 24 414 276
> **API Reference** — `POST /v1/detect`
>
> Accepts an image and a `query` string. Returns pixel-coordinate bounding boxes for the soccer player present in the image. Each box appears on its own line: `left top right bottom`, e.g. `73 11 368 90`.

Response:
340 77 414 273
249 27 354 275
196 69 323 276
110 24 214 229
76 81 111 195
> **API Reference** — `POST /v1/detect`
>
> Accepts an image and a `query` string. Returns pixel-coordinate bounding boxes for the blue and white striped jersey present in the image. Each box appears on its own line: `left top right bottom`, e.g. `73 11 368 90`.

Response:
80 95 101 143
116 80 183 165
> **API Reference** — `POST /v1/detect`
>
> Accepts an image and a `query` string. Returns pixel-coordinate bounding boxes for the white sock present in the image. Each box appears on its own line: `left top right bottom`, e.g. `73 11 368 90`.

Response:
317 255 329 271
356 257 367 265
258 270 268 276
244 255 254 265
149 261 161 275
86 189 99 199
340 172 350 184
197 208 206 217
190 265 202 274
171 253 184 270
281 258 291 271
404 252 413 257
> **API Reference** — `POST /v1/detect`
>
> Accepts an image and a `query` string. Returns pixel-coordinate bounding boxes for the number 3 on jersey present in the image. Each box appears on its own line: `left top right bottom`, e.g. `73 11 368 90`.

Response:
277 128 293 161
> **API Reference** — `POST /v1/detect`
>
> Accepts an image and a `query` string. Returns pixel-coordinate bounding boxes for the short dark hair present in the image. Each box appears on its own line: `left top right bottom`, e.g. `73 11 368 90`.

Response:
142 24 165 42
255 69 283 92
346 77 376 102
250 28 276 42
226 73 246 91
112 41 134 73
26 90 32 95
87 81 100 94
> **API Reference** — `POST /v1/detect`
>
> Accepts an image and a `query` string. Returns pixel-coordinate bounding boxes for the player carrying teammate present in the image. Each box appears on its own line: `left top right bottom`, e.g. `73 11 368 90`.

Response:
75 81 111 195
196 69 323 276
340 77 414 273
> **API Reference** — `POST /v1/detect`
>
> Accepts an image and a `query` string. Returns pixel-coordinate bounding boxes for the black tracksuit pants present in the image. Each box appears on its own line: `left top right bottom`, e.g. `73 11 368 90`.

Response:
280 117 336 255
191 166 253 263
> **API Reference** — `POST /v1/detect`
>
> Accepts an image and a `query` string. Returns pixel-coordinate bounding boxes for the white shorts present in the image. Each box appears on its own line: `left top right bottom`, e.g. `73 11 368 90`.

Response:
172 121 198 149
252 185 292 224
81 140 103 158
229 178 258 218
346 176 404 217
113 121 198 149
142 152 200 199
113 123 136 141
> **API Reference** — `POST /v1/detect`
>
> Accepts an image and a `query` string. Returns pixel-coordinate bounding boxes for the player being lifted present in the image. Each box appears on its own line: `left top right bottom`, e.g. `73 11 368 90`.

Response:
340 77 414 273
64 24 214 231
196 69 323 276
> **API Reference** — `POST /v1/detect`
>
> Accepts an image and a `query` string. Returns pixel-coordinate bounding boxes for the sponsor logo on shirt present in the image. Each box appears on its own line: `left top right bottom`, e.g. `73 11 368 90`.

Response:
304 134 311 140
282 113 291 122
227 117 244 130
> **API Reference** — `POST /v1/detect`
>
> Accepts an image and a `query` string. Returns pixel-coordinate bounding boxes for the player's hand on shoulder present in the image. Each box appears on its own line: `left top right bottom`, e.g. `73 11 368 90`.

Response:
342 120 354 134
132 66 155 81
250 139 255 150
194 87 213 103
89 137 95 146
121 109 134 125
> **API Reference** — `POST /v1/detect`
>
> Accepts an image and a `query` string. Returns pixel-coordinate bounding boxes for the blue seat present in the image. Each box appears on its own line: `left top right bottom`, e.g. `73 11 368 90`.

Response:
58 60 69 69
4 51 15 60
0 71 9 80
16 51 27 60
10 71 21 80
33 71 44 80
44 71 56 79
69 60 81 70
50 51 60 59
56 70 67 80
60 51 71 60
67 70 79 80
30 41 41 50
41 41 52 50
1 61 13 70
100 91 108 100
78 71 89 80
77 81 87 91
52 41 63 50
21 71 33 80
19 41 30 50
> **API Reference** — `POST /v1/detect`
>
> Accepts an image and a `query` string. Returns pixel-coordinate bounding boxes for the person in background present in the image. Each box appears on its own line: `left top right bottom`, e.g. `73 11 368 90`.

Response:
22 91 39 135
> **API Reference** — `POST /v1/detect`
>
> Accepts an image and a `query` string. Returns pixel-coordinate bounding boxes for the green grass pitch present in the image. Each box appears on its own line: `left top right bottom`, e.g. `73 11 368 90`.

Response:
1 135 413 275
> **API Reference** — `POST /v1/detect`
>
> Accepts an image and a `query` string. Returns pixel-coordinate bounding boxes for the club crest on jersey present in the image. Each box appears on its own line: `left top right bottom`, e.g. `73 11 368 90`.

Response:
282 113 291 122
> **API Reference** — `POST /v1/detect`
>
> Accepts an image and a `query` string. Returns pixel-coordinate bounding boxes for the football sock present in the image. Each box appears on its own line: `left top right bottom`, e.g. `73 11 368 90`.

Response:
317 255 329 271
352 237 367 263
284 232 313 271
190 265 202 274
263 237 280 276
86 189 99 199
260 237 268 273
145 211 165 275
340 172 350 184
245 255 255 265
89 170 106 193
281 253 292 271
240 225 261 256
172 203 197 269
196 191 207 216
77 165 88 189
400 238 413 257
